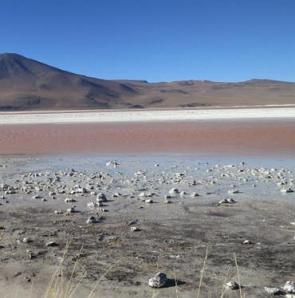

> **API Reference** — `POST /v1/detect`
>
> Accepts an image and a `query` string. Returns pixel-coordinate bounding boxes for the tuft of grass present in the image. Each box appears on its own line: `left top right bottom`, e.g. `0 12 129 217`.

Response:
196 246 209 298
233 253 245 298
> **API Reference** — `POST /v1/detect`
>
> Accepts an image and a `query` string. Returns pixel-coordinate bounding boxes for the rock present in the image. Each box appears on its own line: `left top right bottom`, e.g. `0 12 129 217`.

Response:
145 199 153 204
87 201 101 209
228 189 240 194
64 198 76 203
225 281 241 290
32 195 42 199
191 192 200 197
283 281 295 294
242 239 254 245
66 206 76 214
168 188 179 196
218 198 236 206
97 193 107 202
45 241 58 247
128 219 138 226
281 188 294 193
22 237 33 243
264 287 285 295
106 160 119 168
148 272 168 288
54 210 63 215
86 216 97 224
180 191 186 197
130 226 141 232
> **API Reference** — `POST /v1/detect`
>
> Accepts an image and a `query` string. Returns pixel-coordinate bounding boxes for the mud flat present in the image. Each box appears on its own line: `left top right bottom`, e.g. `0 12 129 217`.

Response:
0 155 295 297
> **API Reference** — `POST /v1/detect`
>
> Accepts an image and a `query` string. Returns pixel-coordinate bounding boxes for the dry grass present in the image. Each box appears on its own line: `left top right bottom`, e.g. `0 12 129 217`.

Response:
196 246 209 298
20 241 249 298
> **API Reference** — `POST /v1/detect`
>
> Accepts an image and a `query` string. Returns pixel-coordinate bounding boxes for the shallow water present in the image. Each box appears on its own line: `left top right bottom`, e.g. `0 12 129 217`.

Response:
1 119 295 155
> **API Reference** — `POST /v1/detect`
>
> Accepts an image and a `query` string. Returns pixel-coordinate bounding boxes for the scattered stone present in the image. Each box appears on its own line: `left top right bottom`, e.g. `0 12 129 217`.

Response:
284 281 295 294
66 206 76 214
168 188 179 196
148 272 168 288
106 160 120 168
218 198 236 206
228 189 240 194
191 192 200 197
281 188 294 193
97 193 107 202
145 199 153 204
128 219 138 226
45 241 58 247
32 195 42 199
22 237 33 243
87 201 101 209
130 226 141 232
86 216 97 224
180 191 186 197
242 239 254 245
225 281 241 290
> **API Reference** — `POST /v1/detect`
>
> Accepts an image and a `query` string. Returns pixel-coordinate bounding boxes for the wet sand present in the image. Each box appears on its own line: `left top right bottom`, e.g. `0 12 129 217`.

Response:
0 120 295 155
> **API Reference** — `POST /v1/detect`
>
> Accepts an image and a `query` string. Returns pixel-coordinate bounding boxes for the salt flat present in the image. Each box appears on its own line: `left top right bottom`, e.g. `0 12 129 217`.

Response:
1 106 295 125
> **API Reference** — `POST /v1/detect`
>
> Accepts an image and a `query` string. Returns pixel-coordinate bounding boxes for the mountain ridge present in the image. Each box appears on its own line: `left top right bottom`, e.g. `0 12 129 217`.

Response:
0 53 295 111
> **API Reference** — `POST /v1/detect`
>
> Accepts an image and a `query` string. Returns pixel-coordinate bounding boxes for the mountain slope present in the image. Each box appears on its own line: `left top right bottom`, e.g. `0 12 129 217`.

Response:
0 53 140 110
0 53 295 111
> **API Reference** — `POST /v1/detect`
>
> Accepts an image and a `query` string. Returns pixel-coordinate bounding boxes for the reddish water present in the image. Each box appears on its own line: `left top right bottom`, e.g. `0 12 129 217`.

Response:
0 120 295 155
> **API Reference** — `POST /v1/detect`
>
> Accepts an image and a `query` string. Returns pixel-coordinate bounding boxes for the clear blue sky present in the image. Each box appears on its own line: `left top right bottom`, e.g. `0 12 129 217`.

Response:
0 0 294 82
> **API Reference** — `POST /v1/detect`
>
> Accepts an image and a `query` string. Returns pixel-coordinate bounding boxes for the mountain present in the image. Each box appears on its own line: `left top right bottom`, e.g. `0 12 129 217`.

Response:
0 53 295 111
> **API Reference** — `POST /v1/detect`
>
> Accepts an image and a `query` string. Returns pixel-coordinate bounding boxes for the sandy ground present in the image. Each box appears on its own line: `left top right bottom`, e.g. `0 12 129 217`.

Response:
1 107 295 124
0 155 295 297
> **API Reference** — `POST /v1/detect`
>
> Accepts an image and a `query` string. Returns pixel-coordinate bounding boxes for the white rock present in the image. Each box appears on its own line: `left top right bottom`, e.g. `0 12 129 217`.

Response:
168 188 179 196
242 239 253 245
281 188 294 193
191 192 200 197
23 237 32 243
64 198 76 203
145 199 153 204
225 281 240 290
148 272 167 288
180 191 186 197
87 201 100 209
218 198 236 205
264 287 285 295
284 281 295 294
86 216 97 224
96 193 107 202
66 206 76 213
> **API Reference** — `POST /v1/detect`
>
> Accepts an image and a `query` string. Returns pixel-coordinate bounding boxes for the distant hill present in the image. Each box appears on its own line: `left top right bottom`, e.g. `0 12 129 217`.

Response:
0 53 295 111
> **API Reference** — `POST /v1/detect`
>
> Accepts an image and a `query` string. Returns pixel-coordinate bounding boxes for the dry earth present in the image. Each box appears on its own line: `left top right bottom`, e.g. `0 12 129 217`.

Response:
0 155 295 297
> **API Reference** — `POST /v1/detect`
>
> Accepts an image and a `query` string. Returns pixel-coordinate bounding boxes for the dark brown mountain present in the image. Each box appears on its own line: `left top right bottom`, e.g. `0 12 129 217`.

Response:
0 53 295 111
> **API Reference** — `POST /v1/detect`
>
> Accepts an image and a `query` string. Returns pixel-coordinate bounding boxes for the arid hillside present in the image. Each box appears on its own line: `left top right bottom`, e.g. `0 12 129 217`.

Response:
1 53 295 110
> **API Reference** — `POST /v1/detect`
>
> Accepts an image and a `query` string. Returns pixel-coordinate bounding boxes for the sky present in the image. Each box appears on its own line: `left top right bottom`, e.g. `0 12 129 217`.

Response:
0 0 294 82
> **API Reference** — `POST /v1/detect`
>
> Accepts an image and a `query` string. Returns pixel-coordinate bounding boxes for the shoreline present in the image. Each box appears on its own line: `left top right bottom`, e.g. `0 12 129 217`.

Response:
1 106 295 125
